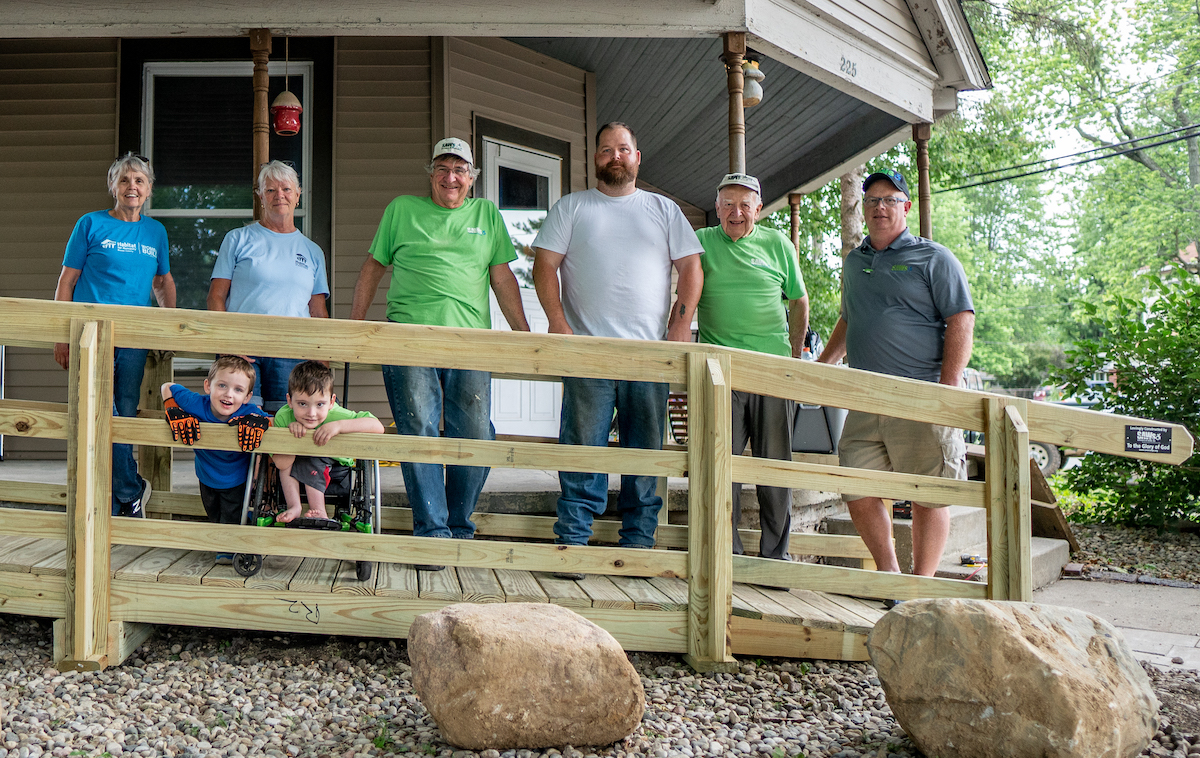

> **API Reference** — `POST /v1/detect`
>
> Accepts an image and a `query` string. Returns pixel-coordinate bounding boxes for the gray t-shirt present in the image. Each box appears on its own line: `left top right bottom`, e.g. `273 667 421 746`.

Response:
841 228 973 382
211 222 330 318
533 188 703 340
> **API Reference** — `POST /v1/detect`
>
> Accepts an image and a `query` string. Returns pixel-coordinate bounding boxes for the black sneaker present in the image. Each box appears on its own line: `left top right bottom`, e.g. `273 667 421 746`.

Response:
413 564 445 572
883 599 904 610
552 572 585 581
127 479 152 518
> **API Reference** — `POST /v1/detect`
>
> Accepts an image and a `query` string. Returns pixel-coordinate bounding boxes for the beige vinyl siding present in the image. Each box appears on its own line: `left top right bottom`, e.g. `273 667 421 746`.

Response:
331 37 432 420
448 37 589 194
808 0 933 70
0 39 118 458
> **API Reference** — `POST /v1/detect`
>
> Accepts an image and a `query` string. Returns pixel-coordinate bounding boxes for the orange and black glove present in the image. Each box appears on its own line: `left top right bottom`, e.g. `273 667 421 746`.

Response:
164 397 200 445
231 414 270 452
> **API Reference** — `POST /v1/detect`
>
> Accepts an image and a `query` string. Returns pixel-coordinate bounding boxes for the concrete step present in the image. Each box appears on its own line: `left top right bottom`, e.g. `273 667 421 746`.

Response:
823 505 987 573
937 537 1071 591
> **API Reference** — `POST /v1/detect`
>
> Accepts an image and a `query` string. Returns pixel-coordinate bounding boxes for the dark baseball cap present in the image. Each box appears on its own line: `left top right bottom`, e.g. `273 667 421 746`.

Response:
862 170 910 199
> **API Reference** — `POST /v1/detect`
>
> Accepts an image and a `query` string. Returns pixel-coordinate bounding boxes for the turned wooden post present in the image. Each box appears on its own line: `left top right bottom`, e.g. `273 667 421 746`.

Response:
723 33 747 175
685 352 737 672
912 123 932 239
250 28 271 221
984 397 1032 601
61 319 114 671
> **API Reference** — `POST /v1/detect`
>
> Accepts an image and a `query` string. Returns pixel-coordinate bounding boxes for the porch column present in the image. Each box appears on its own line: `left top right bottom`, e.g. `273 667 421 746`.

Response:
250 28 271 221
912 123 932 238
723 33 747 174
788 192 803 253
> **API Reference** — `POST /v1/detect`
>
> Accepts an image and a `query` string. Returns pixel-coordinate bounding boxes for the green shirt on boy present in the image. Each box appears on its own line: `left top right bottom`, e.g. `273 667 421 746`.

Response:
273 403 377 467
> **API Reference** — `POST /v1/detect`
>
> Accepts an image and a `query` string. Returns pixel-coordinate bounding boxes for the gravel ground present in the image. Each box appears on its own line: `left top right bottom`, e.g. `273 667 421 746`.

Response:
0 614 1196 758
1069 524 1200 585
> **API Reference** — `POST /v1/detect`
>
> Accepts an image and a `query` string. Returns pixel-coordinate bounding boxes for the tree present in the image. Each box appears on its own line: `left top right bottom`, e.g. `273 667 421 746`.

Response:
1054 266 1200 526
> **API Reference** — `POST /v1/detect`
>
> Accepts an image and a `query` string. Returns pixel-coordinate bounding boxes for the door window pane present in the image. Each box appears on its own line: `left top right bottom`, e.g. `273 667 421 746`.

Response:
160 217 249 310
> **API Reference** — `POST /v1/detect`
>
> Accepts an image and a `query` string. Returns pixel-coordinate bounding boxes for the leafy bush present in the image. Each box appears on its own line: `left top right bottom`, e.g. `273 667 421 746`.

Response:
1054 267 1199 527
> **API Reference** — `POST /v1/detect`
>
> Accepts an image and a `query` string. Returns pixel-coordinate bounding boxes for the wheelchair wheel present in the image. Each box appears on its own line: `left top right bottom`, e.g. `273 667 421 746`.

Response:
356 561 374 582
233 552 263 578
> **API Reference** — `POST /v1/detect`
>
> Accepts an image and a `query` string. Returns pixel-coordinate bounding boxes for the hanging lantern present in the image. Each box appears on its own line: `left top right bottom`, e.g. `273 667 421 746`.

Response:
742 58 765 107
271 36 302 136
271 90 302 136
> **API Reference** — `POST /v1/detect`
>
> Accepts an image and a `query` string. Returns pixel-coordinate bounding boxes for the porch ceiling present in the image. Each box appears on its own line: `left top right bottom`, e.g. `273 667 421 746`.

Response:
511 37 905 221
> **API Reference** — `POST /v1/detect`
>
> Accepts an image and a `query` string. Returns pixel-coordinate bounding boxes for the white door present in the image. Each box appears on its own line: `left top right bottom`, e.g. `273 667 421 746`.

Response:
483 139 563 437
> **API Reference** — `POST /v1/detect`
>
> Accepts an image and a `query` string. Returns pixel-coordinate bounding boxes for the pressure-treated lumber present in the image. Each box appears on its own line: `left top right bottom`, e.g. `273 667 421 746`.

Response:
110 518 689 578
733 456 985 508
137 350 173 504
684 353 736 673
731 555 987 601
0 296 1189 464
107 581 690 653
1003 404 1032 601
61 319 113 672
0 571 65 617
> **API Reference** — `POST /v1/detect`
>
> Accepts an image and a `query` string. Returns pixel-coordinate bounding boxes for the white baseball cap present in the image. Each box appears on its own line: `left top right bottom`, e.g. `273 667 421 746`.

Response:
432 137 474 166
717 172 761 194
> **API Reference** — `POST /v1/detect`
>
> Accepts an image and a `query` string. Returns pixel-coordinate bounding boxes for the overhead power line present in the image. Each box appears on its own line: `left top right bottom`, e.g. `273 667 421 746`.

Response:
935 125 1200 193
966 123 1200 179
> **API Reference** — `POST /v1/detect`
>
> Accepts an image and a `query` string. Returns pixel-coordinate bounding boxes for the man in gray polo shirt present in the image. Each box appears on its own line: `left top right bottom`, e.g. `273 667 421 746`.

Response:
817 169 974 579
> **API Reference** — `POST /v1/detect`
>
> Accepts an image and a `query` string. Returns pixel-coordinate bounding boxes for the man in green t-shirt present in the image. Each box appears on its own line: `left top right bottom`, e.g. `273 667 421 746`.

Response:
696 173 808 562
349 138 529 568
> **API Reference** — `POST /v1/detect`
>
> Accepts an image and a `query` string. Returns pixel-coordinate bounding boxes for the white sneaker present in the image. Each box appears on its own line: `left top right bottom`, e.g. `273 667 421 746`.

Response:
127 479 152 518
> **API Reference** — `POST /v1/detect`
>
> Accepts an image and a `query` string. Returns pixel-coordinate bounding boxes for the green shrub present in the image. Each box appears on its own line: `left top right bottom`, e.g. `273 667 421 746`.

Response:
1054 267 1200 527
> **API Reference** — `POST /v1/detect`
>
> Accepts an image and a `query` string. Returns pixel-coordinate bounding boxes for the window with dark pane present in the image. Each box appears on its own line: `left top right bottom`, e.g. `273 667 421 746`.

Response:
498 166 549 211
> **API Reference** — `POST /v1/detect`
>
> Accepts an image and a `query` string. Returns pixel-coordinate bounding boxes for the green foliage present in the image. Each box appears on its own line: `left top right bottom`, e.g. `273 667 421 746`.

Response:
1054 267 1200 526
759 208 841 341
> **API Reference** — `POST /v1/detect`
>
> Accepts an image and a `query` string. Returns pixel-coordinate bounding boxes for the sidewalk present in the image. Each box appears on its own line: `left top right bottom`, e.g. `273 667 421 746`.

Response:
1033 578 1200 672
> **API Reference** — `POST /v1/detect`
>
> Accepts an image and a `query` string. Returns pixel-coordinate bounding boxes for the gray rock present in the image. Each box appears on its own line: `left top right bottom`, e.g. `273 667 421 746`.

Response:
868 598 1158 758
409 603 645 750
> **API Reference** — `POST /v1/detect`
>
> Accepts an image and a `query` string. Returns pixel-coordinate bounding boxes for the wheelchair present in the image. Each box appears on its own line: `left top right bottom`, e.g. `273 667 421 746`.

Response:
233 452 382 581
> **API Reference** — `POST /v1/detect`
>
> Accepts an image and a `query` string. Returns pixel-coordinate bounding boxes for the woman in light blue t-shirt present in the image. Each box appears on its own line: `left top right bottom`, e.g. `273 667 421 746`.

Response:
207 161 330 413
53 153 176 518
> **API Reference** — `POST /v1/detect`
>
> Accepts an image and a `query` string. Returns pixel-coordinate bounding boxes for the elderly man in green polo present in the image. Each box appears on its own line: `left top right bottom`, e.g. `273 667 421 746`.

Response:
696 173 809 561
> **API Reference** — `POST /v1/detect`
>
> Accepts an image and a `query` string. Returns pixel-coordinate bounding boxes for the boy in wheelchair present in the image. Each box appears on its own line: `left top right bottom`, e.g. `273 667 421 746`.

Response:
271 361 384 523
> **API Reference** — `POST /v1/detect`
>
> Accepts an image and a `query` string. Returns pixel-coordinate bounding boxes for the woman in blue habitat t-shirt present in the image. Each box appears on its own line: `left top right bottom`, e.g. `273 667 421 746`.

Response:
53 152 176 518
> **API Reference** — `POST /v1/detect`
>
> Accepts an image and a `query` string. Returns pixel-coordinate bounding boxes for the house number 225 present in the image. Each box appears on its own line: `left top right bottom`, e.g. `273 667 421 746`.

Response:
840 56 858 77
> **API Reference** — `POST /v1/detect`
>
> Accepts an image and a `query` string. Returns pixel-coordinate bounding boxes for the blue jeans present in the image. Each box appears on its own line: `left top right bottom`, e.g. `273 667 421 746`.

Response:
382 364 493 539
112 347 148 514
556 378 668 547
250 356 305 414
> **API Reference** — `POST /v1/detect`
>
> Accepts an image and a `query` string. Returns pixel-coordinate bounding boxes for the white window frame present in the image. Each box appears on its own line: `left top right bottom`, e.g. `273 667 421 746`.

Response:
140 60 314 235
482 137 562 212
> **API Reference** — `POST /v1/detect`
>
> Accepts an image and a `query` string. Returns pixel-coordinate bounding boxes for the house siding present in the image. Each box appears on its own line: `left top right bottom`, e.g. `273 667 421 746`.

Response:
808 0 932 70
0 38 119 458
330 36 433 419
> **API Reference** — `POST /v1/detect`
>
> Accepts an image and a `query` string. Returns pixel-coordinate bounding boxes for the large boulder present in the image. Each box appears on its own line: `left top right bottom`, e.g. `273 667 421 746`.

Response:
868 598 1158 758
408 602 645 750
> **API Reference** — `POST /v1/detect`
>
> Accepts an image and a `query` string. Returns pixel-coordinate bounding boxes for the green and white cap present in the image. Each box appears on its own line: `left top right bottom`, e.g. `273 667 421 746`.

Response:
717 172 761 194
432 137 474 166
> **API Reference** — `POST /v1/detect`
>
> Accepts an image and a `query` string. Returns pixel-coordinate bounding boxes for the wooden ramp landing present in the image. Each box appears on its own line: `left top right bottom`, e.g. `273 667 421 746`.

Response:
2 539 885 662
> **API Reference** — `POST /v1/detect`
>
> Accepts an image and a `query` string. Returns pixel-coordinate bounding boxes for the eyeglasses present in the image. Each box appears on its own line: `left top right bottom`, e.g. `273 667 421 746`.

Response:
433 166 472 178
259 160 297 169
863 196 907 208
121 152 151 164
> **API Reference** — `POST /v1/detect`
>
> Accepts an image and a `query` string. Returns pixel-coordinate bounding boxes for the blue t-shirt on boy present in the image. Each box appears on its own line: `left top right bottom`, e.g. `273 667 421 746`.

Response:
63 210 171 306
169 384 266 490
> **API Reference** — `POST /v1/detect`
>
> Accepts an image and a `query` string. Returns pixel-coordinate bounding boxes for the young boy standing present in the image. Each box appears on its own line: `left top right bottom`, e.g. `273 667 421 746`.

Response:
161 355 271 564
273 361 384 523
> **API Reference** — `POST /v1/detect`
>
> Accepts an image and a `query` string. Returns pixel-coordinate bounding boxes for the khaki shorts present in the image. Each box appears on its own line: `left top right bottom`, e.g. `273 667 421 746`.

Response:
838 410 967 507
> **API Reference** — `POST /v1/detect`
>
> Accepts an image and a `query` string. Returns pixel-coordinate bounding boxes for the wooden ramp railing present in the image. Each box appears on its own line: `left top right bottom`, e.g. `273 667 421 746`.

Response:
0 297 1191 672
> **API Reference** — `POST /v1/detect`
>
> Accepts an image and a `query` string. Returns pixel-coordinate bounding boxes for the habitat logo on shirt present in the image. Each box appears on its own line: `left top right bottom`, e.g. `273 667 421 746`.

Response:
294 253 310 269
101 239 139 254
466 227 487 236
139 245 158 259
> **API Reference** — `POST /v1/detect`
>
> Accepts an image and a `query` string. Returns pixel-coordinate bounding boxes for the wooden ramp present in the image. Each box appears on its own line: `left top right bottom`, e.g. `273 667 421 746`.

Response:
5 539 882 662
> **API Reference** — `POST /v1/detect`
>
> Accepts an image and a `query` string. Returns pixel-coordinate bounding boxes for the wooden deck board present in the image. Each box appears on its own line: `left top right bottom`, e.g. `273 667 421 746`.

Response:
647 576 690 607
730 583 762 619
495 568 548 603
456 567 504 603
609 575 682 611
0 538 65 573
375 562 418 599
289 558 340 593
332 561 376 595
535 573 592 609
110 545 153 576
417 566 462 601
32 546 69 577
731 584 805 626
794 590 875 635
115 548 191 583
157 551 217 585
202 562 248 588
577 575 635 609
244 555 304 592
756 587 845 631
823 594 887 625
0 537 39 567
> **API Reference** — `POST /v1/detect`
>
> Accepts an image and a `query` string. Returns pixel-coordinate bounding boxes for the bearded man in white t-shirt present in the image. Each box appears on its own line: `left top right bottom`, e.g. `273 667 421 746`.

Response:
532 122 704 570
